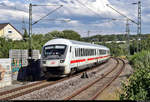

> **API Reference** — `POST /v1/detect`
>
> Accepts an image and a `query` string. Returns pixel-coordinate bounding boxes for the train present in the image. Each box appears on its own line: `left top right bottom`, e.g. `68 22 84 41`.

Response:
40 38 110 78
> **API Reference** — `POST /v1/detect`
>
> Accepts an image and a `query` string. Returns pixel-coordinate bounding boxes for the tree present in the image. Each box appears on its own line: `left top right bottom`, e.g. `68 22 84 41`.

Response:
23 29 29 41
62 30 81 41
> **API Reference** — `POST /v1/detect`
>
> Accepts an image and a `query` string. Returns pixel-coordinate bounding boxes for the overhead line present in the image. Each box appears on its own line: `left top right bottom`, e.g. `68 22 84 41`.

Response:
76 0 113 20
32 5 63 25
0 3 28 13
106 4 138 25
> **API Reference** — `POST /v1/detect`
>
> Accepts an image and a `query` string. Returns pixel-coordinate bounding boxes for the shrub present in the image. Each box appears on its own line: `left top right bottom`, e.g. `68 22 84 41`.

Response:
120 50 150 100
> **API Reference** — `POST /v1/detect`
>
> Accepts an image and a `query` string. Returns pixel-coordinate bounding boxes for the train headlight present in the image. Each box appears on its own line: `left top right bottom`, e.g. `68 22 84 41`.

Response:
60 59 65 63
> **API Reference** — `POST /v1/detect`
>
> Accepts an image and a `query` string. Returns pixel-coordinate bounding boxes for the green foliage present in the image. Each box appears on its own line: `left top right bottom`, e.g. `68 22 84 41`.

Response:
0 38 13 58
0 30 81 58
103 42 127 57
120 51 150 100
62 30 81 40
47 30 63 38
23 29 29 40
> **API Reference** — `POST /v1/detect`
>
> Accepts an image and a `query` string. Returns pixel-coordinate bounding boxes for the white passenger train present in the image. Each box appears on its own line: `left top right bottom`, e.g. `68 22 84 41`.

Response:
40 38 110 78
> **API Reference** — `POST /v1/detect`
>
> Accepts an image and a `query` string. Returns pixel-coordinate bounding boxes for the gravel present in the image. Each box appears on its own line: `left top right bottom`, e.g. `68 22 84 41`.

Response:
12 58 116 100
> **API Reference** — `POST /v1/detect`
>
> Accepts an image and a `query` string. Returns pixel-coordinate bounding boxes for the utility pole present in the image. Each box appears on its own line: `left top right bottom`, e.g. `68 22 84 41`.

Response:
22 17 26 35
87 30 90 42
126 19 130 55
28 3 63 61
106 4 138 55
132 1 142 53
29 3 32 60
87 30 90 38
137 1 141 52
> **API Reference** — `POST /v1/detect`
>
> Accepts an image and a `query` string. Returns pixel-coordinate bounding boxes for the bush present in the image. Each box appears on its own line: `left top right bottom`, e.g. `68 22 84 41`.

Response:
120 50 150 100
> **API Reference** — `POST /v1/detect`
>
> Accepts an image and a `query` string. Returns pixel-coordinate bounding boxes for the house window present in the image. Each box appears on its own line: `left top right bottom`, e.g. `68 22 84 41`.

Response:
8 31 12 33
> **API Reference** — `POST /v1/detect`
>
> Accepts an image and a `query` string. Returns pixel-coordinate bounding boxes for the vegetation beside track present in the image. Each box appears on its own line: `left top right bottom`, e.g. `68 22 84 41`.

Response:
0 30 81 58
120 51 150 100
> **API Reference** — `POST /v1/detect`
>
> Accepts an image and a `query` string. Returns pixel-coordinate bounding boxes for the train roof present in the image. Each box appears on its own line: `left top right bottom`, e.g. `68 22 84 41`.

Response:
44 38 109 50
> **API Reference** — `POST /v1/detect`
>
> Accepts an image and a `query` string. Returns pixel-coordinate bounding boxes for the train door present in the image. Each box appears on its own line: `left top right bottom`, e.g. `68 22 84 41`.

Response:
69 46 76 68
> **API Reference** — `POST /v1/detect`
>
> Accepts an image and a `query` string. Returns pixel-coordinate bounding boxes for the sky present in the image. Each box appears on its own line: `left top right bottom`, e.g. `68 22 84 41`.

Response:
0 0 149 37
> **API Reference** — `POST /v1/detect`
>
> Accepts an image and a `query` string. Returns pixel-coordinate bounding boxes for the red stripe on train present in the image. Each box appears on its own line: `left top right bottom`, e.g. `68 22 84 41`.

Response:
88 55 109 61
70 55 110 64
70 59 86 64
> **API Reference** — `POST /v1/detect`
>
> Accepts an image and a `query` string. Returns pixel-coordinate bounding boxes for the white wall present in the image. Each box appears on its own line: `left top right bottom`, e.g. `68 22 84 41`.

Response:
3 24 23 40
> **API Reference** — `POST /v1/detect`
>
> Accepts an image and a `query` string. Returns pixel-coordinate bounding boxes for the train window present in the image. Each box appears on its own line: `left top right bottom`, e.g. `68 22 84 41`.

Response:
93 49 94 55
100 50 106 55
90 49 91 56
70 46 72 52
86 49 87 56
82 48 84 56
44 45 66 57
75 48 77 57
92 49 94 56
87 49 88 56
84 49 86 56
104 50 106 54
78 48 79 57
75 48 76 56
79 48 81 56
83 48 84 56
89 49 91 56
93 49 94 56
83 49 84 56
81 48 82 56
93 49 95 55
99 50 100 55
99 49 103 55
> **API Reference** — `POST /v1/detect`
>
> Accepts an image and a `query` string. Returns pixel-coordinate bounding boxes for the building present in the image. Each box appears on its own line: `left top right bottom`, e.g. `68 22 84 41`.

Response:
0 23 23 40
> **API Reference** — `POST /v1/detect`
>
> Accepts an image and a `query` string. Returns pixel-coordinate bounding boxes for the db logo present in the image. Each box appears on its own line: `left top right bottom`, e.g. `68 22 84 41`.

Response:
51 61 56 64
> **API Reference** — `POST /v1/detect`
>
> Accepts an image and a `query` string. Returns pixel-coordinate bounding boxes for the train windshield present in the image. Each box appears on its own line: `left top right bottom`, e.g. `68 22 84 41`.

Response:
44 45 67 57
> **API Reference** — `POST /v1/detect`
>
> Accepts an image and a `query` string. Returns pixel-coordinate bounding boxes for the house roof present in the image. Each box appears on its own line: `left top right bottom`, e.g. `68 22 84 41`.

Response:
0 23 23 37
0 23 9 30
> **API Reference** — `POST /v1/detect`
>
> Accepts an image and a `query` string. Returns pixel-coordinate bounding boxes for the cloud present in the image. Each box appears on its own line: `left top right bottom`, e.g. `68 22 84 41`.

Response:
0 0 149 36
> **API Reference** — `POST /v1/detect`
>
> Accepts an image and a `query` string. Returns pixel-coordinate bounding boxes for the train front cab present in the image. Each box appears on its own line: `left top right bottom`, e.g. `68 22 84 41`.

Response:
41 44 71 78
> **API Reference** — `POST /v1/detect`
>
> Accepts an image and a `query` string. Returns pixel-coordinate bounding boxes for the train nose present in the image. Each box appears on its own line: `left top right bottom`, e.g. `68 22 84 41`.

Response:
41 59 65 67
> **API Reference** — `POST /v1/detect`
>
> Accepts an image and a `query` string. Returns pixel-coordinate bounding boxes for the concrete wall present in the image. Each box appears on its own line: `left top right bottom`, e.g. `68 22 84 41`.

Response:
0 59 12 88
9 49 41 81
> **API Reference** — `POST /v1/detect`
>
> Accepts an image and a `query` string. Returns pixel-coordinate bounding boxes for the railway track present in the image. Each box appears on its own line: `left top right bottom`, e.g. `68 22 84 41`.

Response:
64 58 125 100
0 58 113 100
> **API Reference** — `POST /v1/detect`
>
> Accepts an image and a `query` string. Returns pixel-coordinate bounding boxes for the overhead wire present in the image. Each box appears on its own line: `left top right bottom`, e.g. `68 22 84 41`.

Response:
76 0 113 20
32 5 63 25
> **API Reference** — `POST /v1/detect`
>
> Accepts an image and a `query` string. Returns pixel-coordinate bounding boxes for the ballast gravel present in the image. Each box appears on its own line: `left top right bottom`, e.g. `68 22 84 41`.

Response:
12 58 116 100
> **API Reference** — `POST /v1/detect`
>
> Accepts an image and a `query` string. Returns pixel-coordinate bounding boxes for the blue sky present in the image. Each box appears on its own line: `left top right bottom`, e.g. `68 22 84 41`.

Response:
0 0 149 37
